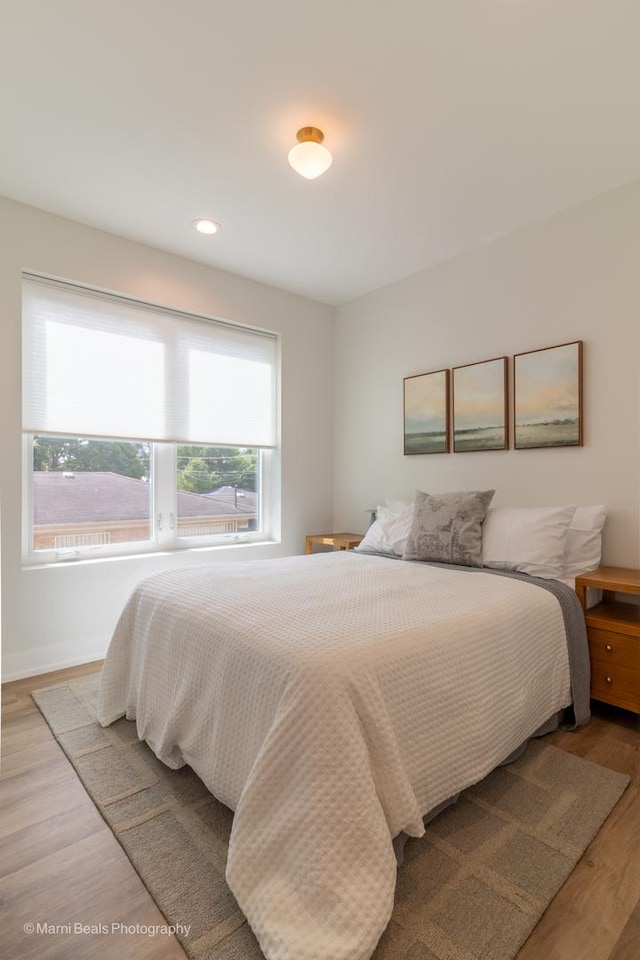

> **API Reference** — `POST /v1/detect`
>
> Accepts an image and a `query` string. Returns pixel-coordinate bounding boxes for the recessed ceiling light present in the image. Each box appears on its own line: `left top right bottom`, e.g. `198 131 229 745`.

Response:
192 218 220 235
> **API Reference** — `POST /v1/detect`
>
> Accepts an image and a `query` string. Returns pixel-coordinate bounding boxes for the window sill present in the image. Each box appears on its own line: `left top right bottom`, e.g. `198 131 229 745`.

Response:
22 537 280 571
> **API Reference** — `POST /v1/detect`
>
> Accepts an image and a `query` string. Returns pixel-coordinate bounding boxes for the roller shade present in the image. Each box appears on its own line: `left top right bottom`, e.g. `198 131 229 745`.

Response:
22 275 278 447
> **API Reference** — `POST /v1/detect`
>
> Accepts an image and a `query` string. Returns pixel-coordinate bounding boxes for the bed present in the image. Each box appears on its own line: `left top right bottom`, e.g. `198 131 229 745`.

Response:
97 548 590 960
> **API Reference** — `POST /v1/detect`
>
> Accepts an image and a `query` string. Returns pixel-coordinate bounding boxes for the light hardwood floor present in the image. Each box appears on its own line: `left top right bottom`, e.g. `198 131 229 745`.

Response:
1 663 639 960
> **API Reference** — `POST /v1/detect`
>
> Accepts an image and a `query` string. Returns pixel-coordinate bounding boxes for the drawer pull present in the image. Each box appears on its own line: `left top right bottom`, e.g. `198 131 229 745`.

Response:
605 644 613 652
605 676 613 685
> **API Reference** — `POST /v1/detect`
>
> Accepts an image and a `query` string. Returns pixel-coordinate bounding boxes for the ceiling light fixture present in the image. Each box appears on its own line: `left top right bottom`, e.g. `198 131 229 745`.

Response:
192 218 220 235
288 127 332 180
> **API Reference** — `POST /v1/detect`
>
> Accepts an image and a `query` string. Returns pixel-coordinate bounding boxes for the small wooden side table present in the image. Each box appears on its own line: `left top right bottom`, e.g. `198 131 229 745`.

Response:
575 566 640 714
305 532 363 554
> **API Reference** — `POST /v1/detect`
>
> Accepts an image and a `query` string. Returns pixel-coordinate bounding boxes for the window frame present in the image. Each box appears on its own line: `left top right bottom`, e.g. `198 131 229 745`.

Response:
23 435 274 565
22 274 280 566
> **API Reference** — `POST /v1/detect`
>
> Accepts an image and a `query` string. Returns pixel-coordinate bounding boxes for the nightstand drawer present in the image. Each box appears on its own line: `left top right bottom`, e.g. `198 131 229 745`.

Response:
587 627 640 671
577 568 640 715
590 661 640 713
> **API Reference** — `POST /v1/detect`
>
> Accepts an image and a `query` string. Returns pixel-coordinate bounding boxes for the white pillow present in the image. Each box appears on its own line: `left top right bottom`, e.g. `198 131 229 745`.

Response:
563 505 606 578
481 505 577 579
355 502 414 556
385 499 413 514
382 506 414 555
354 506 389 554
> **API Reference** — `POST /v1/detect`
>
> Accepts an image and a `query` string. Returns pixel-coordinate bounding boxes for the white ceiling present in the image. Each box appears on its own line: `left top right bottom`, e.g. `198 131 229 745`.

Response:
2 0 640 305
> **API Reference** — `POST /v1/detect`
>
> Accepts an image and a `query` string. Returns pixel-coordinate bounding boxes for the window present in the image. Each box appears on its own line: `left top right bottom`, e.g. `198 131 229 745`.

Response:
22 275 278 562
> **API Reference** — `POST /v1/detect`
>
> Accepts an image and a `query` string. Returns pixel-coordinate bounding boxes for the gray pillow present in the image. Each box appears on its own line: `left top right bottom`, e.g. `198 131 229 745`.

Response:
403 489 495 567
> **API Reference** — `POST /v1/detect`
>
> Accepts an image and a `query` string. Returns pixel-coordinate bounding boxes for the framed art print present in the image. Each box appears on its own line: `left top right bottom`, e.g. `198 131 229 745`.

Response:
514 340 583 449
452 356 508 452
403 368 450 454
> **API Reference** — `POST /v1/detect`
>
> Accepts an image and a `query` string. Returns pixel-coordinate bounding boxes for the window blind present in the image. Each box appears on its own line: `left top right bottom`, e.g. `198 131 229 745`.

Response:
22 275 278 447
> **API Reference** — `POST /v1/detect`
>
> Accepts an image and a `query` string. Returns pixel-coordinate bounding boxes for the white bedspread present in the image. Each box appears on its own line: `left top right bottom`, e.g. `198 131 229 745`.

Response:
97 551 571 960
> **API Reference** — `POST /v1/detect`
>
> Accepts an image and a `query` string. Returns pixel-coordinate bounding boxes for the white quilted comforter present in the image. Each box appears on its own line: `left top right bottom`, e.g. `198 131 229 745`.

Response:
97 551 571 960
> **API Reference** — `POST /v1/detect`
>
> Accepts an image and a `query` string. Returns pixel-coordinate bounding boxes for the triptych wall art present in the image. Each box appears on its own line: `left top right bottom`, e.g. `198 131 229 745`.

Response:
403 340 583 455
403 368 450 454
452 356 508 452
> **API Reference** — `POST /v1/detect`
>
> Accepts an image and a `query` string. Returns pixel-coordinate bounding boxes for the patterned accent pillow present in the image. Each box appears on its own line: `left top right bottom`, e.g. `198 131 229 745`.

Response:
403 489 495 567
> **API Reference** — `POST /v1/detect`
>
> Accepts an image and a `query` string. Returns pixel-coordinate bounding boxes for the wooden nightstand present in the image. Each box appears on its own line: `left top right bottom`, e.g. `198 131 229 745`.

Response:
305 532 363 554
575 567 640 714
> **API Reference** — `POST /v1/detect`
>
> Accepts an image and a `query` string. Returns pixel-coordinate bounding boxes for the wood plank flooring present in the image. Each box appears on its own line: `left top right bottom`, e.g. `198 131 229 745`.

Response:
1 663 186 960
1 663 639 960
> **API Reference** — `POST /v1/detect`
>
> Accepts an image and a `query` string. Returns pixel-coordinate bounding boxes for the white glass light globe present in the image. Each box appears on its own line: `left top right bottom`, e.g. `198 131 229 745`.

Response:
288 141 333 180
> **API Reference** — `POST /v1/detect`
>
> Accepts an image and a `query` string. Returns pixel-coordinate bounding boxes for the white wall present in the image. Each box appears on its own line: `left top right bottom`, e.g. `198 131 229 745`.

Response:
4 180 640 679
0 197 334 680
333 179 640 567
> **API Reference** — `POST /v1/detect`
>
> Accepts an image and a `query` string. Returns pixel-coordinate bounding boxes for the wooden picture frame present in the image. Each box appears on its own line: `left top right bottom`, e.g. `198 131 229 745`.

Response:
514 340 583 449
403 368 450 455
452 356 508 452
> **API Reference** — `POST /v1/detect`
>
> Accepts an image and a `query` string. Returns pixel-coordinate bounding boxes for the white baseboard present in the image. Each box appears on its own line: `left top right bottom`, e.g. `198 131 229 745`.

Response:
1 640 108 683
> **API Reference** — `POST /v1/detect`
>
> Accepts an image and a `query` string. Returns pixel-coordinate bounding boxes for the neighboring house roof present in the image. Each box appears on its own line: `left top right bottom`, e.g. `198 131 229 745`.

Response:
33 472 254 524
204 485 257 515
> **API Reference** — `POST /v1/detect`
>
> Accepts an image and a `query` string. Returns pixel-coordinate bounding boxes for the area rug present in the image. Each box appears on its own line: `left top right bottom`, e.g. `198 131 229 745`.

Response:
33 674 629 960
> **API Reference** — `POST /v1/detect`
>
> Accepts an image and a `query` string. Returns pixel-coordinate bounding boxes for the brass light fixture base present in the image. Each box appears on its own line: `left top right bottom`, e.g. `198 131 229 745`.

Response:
296 126 324 145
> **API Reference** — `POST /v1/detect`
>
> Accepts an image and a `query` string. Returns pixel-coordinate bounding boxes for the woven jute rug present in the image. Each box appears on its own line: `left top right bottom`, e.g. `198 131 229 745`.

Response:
33 674 629 960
